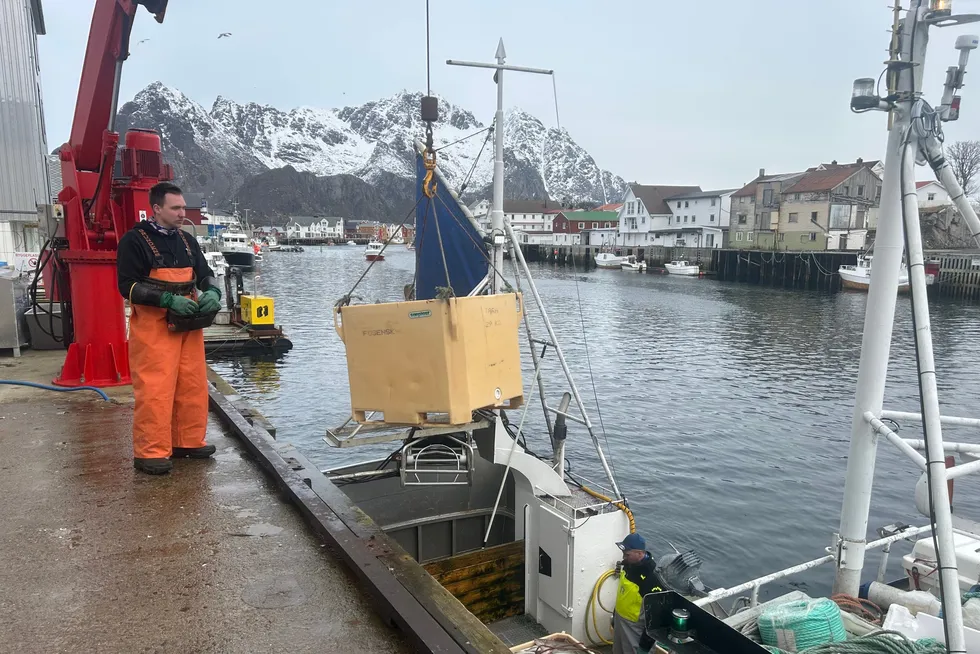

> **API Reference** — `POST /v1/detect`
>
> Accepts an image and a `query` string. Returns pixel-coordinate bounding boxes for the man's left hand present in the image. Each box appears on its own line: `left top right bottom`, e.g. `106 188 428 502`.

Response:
197 288 221 313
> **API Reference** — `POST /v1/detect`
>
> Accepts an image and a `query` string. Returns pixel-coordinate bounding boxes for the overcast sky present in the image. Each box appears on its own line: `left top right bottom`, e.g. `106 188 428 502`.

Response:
38 0 980 191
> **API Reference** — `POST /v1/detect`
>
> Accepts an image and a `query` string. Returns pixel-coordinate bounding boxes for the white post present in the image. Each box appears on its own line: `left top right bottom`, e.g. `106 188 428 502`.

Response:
900 127 967 653
833 2 927 598
491 40 506 293
447 42 554 294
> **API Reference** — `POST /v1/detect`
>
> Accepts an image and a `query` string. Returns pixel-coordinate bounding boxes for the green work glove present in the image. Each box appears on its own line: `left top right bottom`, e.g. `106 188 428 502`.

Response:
161 292 199 316
196 288 222 313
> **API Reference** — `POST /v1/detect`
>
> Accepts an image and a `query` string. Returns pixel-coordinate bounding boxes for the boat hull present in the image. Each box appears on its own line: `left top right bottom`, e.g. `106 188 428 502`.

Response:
222 250 255 271
839 269 911 292
665 265 699 276
366 254 385 261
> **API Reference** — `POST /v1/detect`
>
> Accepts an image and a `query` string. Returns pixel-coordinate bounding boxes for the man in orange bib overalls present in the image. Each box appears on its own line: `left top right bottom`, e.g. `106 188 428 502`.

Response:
117 182 222 475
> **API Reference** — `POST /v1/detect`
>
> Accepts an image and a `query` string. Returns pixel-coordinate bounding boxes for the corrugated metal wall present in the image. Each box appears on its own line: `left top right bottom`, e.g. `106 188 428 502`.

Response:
0 0 50 229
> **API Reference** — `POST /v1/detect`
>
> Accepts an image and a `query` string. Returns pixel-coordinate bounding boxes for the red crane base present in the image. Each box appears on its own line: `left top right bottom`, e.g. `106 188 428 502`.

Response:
53 252 132 388
54 341 131 387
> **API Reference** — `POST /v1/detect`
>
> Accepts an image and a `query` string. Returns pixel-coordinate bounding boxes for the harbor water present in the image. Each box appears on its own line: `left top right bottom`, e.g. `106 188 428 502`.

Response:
210 245 980 602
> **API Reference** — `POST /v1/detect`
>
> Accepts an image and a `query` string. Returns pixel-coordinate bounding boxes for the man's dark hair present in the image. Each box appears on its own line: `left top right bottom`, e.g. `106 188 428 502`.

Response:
149 182 183 210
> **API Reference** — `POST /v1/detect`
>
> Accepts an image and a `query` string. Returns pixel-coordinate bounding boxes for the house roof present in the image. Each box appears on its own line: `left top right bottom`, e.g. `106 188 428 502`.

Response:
782 162 879 195
917 181 943 190
503 199 566 214
630 184 702 214
289 215 343 226
596 203 624 212
732 172 805 197
557 211 620 223
664 188 739 201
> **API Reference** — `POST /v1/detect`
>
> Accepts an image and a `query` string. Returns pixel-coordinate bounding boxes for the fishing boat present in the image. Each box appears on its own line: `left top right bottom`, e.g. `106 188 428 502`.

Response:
691 4 980 651
594 251 624 268
364 240 385 261
319 46 723 650
839 254 910 292
620 255 647 272
664 260 699 276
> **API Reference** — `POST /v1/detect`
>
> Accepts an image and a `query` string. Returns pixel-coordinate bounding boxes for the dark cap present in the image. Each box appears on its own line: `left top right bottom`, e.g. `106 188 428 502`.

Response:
616 532 646 552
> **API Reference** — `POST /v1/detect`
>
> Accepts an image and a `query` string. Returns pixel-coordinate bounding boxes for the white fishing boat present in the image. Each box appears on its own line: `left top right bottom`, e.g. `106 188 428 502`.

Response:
620 255 647 272
594 251 624 268
664 260 699 276
364 240 385 261
839 254 910 292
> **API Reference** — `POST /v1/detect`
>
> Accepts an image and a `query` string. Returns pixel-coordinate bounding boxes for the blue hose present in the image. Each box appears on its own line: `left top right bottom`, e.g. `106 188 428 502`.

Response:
0 380 110 401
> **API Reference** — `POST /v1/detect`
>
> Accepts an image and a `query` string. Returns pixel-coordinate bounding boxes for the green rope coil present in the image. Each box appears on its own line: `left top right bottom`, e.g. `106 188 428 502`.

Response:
759 598 848 651
800 630 946 654
963 591 980 603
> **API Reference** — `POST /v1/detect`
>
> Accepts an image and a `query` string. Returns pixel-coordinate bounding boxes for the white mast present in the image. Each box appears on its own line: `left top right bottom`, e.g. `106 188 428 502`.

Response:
447 40 553 293
840 2 980 650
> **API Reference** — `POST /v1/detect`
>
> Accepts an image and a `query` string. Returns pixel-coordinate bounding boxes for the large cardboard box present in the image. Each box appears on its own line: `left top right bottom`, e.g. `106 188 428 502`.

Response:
335 293 524 426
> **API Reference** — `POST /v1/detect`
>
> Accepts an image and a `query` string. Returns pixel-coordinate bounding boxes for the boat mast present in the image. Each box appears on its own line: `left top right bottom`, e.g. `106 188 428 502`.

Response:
447 40 553 293
839 2 980 650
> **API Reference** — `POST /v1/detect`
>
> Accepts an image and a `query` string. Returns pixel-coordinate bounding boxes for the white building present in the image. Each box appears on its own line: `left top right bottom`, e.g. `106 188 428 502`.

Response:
0 0 48 263
285 216 344 240
470 199 565 245
616 184 701 247
916 181 951 208
663 189 737 248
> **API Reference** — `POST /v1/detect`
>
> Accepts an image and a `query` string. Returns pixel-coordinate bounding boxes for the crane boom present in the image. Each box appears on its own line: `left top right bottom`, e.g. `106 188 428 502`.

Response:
52 0 171 388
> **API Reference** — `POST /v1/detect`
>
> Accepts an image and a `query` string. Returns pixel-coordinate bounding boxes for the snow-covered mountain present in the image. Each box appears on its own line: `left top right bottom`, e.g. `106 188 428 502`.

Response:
115 82 627 220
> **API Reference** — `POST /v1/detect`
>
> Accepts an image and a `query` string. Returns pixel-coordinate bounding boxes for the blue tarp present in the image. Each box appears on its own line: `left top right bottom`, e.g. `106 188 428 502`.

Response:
414 152 488 300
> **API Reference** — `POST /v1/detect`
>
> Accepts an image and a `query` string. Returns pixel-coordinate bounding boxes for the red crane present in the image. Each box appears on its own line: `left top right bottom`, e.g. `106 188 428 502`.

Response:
53 0 172 387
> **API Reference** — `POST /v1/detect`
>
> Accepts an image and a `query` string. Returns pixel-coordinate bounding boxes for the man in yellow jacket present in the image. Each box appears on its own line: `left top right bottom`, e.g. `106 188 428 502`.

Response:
613 532 664 654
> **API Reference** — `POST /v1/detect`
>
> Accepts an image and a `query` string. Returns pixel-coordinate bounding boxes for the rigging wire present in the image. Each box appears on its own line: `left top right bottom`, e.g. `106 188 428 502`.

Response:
456 125 494 196
425 0 431 96
549 75 621 490
434 125 493 153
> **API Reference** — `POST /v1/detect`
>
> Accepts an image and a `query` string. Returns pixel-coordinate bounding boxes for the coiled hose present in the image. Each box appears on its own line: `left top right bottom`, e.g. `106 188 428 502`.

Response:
586 568 618 646
0 380 110 401
580 484 636 533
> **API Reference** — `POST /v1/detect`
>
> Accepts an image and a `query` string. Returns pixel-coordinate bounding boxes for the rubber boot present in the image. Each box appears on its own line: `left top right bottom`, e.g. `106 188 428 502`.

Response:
134 458 174 475
171 444 216 459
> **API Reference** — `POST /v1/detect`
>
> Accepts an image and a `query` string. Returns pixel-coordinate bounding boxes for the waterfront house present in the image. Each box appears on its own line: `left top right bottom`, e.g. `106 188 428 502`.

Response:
553 210 619 245
663 188 737 248
616 184 701 247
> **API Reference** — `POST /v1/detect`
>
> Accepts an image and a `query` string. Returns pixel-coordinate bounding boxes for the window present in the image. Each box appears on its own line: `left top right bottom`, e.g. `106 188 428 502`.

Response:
763 189 773 205
677 216 681 224
710 214 715 222
685 201 690 208
711 198 717 206
684 216 688 223
738 214 747 225
789 212 799 223
858 185 865 196
604 222 610 228
736 232 743 241
740 196 747 204
578 222 585 229
677 202 681 209
641 216 645 224
692 216 696 223
779 233 785 242
706 234 714 247
843 185 850 196
794 193 800 201
809 233 817 241
637 201 642 213
592 222 599 229
928 193 936 201
747 232 754 242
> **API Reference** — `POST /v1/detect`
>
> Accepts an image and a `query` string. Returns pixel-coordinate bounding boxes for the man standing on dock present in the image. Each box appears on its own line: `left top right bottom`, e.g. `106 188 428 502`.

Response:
613 532 663 654
117 182 223 475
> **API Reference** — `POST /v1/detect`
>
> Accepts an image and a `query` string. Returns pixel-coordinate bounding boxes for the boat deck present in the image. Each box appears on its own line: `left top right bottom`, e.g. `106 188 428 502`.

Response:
0 351 405 653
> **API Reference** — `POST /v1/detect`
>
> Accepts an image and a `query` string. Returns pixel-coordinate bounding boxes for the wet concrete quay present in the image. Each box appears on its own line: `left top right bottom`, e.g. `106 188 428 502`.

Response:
0 351 407 653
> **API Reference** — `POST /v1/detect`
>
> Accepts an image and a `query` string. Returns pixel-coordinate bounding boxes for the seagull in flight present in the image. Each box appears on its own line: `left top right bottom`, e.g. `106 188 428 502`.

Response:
137 38 150 46
218 32 232 39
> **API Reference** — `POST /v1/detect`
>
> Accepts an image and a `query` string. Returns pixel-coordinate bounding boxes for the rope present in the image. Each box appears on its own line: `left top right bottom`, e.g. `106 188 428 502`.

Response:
832 594 884 626
790 630 946 654
759 598 847 651
457 125 493 196
425 194 454 297
336 194 425 306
